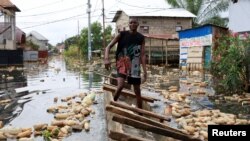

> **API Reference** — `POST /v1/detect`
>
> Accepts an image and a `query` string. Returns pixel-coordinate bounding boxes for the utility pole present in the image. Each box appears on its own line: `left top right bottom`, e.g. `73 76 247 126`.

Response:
78 20 81 89
102 0 106 50
87 0 92 61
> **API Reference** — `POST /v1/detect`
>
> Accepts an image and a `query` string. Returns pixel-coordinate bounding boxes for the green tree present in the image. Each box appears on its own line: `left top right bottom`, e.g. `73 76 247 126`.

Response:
104 25 113 46
211 33 250 94
165 0 229 27
79 28 88 55
91 22 102 51
79 21 113 56
48 43 54 50
65 36 79 49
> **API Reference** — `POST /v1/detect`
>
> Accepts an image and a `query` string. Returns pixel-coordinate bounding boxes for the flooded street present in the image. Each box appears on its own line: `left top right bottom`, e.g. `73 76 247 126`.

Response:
0 55 107 141
1 55 250 141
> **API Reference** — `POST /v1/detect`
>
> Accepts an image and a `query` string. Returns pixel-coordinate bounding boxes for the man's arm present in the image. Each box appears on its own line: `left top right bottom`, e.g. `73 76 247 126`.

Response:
140 39 147 83
104 33 121 70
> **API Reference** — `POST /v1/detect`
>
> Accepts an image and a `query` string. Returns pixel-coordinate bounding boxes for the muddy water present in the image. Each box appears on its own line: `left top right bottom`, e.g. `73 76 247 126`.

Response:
0 55 107 141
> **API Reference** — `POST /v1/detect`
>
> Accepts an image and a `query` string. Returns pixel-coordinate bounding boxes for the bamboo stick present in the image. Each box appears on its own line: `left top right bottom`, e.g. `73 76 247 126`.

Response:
112 115 202 141
110 101 171 122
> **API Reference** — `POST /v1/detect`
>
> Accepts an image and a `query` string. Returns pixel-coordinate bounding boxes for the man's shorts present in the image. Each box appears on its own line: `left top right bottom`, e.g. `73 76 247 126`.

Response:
116 57 141 85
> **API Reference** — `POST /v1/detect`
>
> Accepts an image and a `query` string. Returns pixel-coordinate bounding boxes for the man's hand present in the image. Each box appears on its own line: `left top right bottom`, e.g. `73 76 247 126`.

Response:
141 73 147 84
104 58 111 70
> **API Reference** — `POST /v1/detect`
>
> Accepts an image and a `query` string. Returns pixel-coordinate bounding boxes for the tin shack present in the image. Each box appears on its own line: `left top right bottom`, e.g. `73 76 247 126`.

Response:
178 24 228 71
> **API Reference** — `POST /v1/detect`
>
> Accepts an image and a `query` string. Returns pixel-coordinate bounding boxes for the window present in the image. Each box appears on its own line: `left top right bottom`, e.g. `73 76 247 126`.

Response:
142 21 147 24
176 26 182 31
177 22 181 25
139 26 149 33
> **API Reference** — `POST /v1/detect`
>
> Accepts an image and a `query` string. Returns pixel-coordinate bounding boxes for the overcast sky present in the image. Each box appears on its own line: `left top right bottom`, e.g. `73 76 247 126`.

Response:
10 0 170 46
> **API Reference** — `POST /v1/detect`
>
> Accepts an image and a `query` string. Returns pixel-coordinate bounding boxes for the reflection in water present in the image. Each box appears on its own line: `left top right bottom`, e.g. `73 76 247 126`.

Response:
0 66 29 125
0 66 27 90
88 70 93 90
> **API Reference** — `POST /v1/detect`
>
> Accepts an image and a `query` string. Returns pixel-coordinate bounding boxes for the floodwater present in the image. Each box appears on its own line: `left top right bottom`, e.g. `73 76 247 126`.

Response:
1 55 250 141
0 55 108 141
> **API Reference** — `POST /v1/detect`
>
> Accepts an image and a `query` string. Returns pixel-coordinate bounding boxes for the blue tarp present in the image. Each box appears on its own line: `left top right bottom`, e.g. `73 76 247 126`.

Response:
178 25 212 39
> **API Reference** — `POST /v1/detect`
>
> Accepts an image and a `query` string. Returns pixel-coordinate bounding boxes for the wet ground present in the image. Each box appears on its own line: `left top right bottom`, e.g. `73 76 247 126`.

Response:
0 55 107 141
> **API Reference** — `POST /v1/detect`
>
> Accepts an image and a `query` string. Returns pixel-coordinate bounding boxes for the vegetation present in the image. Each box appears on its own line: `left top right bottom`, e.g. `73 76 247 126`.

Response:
64 21 112 59
63 44 80 58
211 33 250 95
42 130 52 141
26 40 39 50
79 21 113 55
48 43 54 50
42 128 59 141
165 0 229 27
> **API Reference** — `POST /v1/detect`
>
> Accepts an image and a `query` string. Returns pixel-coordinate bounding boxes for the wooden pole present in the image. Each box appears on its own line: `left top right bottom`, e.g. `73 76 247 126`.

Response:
110 101 170 122
162 39 164 65
103 83 156 103
113 115 202 141
109 130 154 141
149 38 151 65
102 0 106 50
165 40 168 66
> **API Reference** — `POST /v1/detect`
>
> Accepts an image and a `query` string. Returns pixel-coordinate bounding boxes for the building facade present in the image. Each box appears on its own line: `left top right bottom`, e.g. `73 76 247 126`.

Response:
0 0 21 50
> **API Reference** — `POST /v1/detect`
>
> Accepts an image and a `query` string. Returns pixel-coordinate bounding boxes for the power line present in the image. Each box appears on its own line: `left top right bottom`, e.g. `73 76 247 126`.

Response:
116 0 167 10
20 14 99 29
22 0 65 11
93 0 100 13
18 5 87 17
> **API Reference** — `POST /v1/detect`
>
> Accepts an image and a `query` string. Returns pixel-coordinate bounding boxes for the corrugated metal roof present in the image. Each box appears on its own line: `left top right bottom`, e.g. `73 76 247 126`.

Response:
144 34 179 40
27 31 48 41
0 0 20 12
112 8 196 22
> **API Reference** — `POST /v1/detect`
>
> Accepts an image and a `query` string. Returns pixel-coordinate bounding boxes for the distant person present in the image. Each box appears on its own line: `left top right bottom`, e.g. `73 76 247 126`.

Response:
104 18 147 109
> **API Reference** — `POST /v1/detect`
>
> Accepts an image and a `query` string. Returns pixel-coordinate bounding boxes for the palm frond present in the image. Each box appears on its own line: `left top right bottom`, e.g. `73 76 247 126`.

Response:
201 15 228 27
198 0 229 24
165 0 181 8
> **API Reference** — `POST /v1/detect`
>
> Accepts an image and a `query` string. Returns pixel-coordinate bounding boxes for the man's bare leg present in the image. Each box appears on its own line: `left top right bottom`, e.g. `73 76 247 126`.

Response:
113 77 125 101
133 84 142 109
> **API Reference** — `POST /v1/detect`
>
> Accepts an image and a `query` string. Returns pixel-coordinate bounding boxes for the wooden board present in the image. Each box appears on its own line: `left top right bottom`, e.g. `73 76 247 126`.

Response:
103 83 156 103
113 115 202 141
109 130 154 141
110 101 171 122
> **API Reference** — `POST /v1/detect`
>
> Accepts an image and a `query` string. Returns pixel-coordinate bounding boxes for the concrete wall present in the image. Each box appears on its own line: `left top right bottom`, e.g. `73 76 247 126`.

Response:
138 17 192 35
115 12 192 35
0 40 14 50
229 0 250 32
115 12 130 33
